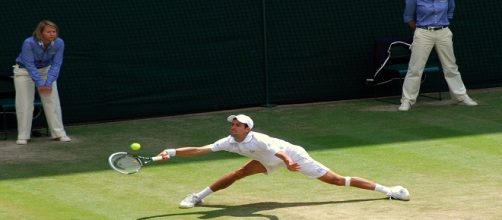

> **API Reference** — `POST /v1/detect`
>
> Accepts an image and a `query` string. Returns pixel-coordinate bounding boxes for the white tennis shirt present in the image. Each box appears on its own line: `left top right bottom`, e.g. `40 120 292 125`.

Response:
211 131 305 168
211 131 329 178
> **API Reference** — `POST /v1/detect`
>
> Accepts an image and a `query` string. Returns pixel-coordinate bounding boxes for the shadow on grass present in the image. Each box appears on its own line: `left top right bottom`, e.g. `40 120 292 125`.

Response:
137 198 387 219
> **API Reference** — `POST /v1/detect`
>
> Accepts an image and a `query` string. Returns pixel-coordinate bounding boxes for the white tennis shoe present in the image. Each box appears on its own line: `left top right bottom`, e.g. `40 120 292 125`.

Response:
458 97 478 106
179 193 203 208
59 136 72 142
16 139 28 145
398 102 411 111
386 186 410 201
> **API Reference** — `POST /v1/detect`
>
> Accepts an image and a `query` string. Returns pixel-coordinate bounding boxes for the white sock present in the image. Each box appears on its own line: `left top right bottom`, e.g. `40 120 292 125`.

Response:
374 184 390 194
196 187 213 199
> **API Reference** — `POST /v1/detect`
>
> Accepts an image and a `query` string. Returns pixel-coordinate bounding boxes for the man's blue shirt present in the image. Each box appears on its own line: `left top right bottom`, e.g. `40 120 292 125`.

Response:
16 36 65 87
404 0 455 27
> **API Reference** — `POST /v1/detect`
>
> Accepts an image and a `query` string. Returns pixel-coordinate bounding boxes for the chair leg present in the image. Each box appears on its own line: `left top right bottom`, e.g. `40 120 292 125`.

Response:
1 113 7 140
437 83 443 100
0 106 49 140
32 105 49 137
41 108 49 137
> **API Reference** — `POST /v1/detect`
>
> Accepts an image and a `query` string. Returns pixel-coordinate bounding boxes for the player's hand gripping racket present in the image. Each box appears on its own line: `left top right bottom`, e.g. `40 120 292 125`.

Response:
108 152 168 174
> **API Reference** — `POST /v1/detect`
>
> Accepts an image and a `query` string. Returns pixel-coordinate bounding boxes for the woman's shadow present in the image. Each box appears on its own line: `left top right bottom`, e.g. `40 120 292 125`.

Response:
138 198 388 220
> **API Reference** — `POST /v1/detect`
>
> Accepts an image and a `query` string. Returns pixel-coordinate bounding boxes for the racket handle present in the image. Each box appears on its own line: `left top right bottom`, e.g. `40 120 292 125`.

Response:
152 155 168 161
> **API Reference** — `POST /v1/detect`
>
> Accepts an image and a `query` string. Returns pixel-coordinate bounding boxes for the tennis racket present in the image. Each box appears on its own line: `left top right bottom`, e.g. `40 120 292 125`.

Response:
108 152 168 174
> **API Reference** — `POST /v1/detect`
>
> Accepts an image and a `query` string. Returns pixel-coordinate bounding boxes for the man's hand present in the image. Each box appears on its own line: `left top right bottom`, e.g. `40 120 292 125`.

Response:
408 20 417 30
275 151 301 172
286 161 301 171
157 151 171 161
38 86 52 96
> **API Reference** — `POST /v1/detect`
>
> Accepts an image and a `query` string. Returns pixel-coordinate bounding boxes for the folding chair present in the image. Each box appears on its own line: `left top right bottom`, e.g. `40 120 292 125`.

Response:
366 37 443 102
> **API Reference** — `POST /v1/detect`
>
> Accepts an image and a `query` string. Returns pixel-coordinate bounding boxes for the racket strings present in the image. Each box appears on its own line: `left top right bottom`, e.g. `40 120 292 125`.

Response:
110 154 141 174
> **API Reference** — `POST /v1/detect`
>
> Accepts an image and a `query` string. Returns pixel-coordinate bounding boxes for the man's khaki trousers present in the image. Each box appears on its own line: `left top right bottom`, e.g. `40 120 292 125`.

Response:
401 27 470 105
13 65 67 140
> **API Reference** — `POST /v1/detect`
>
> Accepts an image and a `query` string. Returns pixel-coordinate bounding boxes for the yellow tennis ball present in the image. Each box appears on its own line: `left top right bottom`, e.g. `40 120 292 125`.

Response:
130 143 141 151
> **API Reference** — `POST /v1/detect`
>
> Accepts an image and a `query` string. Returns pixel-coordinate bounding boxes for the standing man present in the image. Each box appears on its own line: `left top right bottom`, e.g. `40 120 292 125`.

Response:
14 20 71 144
399 0 478 111
159 114 410 209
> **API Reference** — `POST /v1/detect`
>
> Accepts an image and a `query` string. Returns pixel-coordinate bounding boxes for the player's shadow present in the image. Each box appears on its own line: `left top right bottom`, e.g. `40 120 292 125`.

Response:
137 198 387 220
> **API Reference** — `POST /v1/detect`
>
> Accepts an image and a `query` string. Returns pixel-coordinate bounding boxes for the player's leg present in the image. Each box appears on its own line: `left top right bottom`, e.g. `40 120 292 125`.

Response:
318 171 375 189
179 160 267 208
293 153 379 190
294 153 410 201
318 171 410 201
210 159 267 191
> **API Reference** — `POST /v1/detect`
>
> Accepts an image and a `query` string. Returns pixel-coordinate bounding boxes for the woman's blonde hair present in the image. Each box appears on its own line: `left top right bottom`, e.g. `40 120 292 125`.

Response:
32 20 59 41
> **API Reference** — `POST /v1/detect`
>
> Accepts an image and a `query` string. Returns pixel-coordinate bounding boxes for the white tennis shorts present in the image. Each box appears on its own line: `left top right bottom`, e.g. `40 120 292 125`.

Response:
265 147 329 178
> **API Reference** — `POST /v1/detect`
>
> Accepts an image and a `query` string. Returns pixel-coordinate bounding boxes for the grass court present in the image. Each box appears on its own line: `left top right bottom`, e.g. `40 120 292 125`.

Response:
1 88 501 219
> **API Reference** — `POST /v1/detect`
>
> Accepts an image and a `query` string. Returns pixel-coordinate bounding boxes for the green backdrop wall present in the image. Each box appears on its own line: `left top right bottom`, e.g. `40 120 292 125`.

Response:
1 1 501 124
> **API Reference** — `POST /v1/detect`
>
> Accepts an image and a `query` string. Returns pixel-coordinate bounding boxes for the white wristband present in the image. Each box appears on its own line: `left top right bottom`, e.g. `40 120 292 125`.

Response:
164 149 176 157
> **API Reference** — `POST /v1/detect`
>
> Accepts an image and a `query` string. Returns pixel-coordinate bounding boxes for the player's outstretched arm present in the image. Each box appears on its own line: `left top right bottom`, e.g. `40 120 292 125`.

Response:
158 145 213 158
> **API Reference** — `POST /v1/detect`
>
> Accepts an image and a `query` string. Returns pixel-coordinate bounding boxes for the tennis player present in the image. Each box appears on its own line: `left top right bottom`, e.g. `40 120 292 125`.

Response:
159 114 410 208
